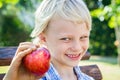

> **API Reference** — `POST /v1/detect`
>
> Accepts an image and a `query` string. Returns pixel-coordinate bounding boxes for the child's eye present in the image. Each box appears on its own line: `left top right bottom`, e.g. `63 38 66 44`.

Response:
60 37 71 41
80 36 89 40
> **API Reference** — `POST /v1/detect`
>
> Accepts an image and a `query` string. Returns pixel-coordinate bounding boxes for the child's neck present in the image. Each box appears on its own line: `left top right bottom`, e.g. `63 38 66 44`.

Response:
51 60 77 80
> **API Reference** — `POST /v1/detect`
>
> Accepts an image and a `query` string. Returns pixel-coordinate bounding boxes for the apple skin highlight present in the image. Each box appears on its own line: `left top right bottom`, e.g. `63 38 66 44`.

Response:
23 47 51 76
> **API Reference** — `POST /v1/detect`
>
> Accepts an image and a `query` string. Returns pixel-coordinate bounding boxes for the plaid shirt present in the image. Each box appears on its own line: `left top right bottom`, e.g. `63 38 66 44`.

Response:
40 63 94 80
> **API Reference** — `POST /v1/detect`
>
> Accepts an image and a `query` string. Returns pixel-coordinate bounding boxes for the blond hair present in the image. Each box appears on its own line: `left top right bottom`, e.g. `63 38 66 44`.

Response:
31 0 92 44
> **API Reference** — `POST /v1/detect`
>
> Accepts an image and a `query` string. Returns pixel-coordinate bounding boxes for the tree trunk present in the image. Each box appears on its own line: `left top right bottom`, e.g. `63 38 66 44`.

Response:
118 54 120 67
114 25 120 66
112 0 120 66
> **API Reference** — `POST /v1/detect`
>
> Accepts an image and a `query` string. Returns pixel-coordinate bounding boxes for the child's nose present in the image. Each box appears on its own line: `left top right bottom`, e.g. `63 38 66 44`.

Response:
71 41 82 52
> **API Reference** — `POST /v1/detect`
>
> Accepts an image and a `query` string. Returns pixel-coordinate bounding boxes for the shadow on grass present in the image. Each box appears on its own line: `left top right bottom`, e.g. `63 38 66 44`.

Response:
89 56 117 65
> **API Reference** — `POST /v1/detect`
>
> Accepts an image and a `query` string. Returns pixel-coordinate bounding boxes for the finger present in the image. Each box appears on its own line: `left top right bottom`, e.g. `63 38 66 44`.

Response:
17 45 36 52
15 43 38 56
11 48 33 67
19 42 39 47
19 42 34 46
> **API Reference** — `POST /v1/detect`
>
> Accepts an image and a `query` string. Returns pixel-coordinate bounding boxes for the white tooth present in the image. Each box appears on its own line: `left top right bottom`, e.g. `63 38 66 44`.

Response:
67 54 79 58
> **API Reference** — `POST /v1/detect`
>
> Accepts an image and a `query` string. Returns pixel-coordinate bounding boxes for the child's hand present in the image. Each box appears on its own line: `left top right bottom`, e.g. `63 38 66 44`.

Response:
3 42 42 80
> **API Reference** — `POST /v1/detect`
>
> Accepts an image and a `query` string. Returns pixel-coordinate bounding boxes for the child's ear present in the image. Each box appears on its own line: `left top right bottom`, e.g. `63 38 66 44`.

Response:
39 33 46 42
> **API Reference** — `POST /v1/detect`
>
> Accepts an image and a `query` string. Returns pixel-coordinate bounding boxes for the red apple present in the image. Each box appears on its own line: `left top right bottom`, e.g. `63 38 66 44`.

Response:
23 47 51 76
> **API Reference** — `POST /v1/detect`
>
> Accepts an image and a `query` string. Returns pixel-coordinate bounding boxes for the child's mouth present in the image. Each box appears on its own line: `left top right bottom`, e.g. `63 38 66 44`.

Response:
65 54 80 60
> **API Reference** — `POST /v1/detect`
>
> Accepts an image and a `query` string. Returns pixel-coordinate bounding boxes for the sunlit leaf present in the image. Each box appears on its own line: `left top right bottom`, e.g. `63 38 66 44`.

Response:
0 1 3 8
5 0 19 5
90 8 103 17
108 16 117 28
116 0 120 4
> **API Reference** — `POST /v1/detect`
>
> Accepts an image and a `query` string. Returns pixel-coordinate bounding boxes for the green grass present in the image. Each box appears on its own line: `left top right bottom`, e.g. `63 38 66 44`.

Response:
0 66 9 73
79 56 120 80
0 56 120 80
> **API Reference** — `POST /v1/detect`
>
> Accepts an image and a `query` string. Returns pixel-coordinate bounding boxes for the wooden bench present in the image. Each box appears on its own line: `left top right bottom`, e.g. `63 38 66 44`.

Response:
0 47 102 80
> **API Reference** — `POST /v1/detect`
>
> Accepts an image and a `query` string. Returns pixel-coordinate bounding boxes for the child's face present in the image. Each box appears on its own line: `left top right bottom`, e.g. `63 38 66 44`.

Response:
41 17 90 67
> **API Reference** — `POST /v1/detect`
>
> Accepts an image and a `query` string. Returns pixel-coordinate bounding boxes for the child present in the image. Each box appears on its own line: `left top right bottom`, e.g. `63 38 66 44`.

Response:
3 0 94 80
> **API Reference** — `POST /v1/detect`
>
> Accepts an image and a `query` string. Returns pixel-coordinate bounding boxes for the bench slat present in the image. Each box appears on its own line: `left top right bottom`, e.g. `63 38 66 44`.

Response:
80 65 102 80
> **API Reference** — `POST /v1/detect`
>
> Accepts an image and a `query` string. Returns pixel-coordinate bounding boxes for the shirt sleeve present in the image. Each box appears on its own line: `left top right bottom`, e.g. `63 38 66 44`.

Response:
74 66 95 80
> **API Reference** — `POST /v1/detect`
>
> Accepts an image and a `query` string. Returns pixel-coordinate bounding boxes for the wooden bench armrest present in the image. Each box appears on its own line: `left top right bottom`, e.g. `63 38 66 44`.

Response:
80 64 102 80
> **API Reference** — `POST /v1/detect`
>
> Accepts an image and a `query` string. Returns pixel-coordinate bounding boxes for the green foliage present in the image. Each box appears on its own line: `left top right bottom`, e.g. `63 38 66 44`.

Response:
0 1 2 8
90 0 120 28
0 0 32 46
0 14 32 46
0 0 19 8
109 16 120 28
85 0 117 56
89 18 117 56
